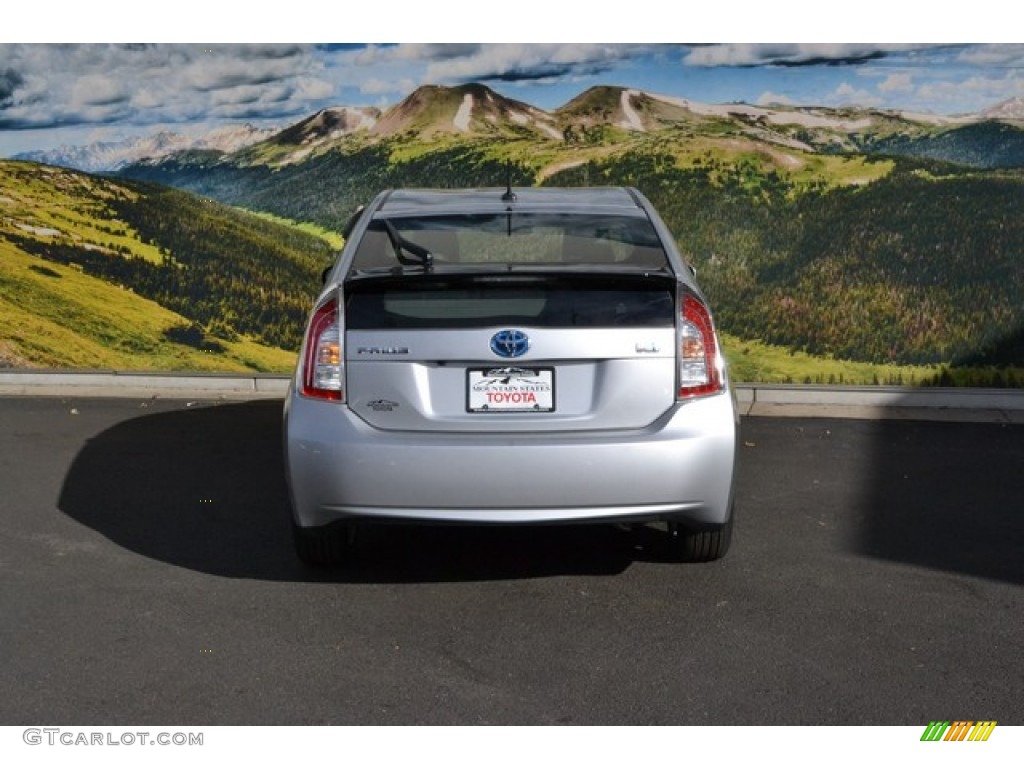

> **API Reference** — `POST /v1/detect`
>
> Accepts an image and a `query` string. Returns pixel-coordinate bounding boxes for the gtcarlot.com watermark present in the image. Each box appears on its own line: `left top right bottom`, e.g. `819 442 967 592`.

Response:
23 728 203 747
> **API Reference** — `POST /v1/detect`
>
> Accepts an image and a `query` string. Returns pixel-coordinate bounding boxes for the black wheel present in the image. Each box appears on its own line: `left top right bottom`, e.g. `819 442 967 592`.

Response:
292 522 354 566
667 513 733 562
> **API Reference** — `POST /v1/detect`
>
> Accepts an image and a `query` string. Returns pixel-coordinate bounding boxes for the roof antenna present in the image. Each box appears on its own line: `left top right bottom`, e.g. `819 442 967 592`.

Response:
501 160 517 204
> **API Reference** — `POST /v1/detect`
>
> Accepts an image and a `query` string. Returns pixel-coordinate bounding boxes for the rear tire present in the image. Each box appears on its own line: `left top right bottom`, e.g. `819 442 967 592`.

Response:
293 522 354 566
668 514 733 562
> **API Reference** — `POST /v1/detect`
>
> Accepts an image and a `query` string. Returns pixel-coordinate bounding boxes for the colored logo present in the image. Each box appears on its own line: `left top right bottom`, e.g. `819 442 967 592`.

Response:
920 721 997 742
490 329 530 359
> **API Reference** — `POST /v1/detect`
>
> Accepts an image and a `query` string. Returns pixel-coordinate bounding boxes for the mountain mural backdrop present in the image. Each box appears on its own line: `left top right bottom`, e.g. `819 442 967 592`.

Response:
3 82 1023 385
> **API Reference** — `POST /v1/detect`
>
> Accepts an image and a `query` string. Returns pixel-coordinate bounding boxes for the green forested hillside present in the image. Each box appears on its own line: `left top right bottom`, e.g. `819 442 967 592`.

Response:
548 153 1024 370
857 121 1024 169
123 140 536 233
0 160 332 370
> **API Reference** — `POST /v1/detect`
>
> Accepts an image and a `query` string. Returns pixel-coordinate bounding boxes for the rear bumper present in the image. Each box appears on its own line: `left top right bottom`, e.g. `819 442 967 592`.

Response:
284 388 738 529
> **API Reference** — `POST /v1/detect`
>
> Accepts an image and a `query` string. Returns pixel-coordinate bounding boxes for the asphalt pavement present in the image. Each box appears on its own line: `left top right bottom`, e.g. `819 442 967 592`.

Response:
0 396 1021 725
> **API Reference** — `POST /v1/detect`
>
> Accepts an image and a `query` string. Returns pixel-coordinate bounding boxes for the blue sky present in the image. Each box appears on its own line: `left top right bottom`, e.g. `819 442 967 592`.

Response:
1 34 1022 156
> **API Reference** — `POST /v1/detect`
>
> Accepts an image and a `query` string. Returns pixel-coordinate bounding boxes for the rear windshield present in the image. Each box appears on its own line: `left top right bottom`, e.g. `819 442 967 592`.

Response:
349 213 669 272
345 274 676 329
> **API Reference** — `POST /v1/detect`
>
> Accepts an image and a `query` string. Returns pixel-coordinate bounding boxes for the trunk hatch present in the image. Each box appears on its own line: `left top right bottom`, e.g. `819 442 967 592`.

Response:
343 272 679 433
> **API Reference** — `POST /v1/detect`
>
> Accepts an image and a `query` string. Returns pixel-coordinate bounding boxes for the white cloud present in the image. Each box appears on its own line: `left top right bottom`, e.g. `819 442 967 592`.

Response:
360 77 418 96
71 74 128 107
0 43 326 129
830 82 883 108
132 87 163 110
915 72 1024 113
181 46 317 92
684 44 925 68
293 78 334 101
340 43 657 87
878 73 914 94
352 44 482 65
422 43 643 82
956 44 1024 67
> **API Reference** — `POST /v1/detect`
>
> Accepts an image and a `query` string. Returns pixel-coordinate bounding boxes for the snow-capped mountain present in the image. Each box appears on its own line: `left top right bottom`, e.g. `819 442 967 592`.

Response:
982 96 1024 120
14 123 279 173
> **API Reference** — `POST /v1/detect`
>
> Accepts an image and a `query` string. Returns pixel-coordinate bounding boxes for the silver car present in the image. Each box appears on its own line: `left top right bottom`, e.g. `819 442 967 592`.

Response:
284 187 738 564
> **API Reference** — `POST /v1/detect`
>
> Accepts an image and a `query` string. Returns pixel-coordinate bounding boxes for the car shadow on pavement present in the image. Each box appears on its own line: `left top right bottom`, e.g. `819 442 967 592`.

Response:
56 400 692 582
858 415 1024 585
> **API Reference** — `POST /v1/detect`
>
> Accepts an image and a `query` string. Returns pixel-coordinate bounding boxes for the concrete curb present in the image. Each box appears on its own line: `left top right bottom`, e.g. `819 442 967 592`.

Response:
736 384 1024 423
0 371 1022 422
0 370 290 399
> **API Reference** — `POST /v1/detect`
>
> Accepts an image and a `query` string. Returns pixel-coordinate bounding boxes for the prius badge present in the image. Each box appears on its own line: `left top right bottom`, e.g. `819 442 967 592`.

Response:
490 329 530 359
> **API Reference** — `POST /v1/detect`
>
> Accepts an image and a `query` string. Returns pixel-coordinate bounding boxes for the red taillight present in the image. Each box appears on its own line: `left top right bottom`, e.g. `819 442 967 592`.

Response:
301 298 343 401
678 293 723 399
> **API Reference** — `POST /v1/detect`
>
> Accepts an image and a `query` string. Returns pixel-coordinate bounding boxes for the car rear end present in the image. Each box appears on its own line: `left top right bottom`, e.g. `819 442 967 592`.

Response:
284 187 738 564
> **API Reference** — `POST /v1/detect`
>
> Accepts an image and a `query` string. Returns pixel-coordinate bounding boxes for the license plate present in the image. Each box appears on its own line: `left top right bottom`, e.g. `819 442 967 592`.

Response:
467 367 555 412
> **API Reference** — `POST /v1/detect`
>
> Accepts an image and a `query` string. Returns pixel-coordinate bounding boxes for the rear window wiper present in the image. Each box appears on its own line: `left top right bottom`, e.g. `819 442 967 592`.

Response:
383 220 433 271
